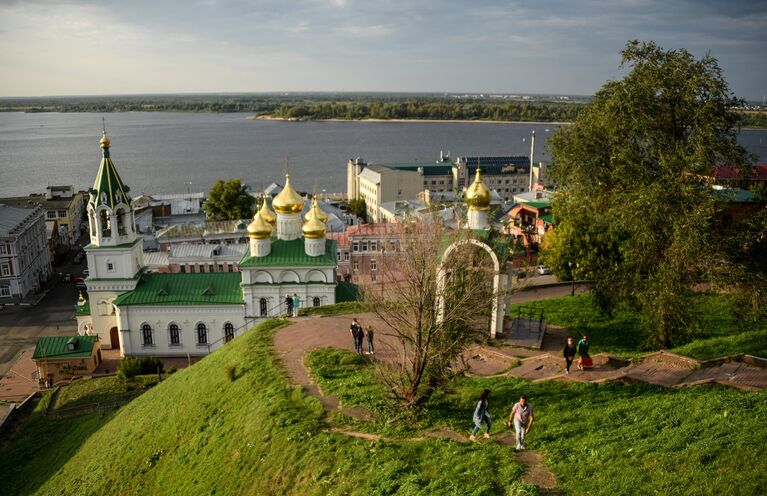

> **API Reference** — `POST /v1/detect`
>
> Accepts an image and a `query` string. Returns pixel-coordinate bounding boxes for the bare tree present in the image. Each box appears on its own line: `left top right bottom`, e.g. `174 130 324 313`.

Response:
361 222 502 410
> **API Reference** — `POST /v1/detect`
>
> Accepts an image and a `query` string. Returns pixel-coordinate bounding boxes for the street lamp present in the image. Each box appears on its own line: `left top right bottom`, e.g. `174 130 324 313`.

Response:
568 261 579 296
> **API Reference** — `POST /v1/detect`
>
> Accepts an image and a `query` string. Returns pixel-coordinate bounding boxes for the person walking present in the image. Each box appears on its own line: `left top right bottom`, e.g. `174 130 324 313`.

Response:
577 334 591 369
292 293 300 318
563 336 577 374
469 389 492 441
350 318 363 354
507 394 534 450
365 326 375 354
285 294 293 316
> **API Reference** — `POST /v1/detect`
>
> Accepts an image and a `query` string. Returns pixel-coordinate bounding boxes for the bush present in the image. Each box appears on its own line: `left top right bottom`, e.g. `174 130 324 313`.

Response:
225 365 236 382
117 357 164 380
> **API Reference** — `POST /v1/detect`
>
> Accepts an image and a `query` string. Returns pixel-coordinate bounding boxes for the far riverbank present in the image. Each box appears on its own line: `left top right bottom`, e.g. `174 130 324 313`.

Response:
248 115 572 126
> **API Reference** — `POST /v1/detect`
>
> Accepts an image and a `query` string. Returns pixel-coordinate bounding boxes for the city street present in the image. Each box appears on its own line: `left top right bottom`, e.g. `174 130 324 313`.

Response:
0 254 86 378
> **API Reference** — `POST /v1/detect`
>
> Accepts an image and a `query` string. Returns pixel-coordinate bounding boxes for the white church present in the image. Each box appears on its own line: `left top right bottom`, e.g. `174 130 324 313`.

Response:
76 132 338 357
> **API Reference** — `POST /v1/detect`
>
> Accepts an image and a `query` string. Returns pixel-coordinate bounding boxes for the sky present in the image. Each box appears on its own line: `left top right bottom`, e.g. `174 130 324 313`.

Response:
1 0 765 100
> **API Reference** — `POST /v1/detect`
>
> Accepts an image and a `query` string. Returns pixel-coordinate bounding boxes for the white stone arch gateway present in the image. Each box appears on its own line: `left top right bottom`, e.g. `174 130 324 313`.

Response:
436 238 508 339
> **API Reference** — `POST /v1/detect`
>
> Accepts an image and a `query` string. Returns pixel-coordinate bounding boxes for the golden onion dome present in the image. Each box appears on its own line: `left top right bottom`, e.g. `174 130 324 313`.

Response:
259 193 277 225
272 174 305 214
465 168 491 210
100 131 111 149
302 213 326 239
247 211 272 239
304 196 329 224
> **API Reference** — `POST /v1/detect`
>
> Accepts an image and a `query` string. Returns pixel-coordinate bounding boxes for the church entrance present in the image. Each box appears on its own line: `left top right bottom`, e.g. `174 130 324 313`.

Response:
109 327 119 350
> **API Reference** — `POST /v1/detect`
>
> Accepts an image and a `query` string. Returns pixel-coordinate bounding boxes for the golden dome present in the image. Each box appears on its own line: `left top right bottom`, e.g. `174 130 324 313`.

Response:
465 168 491 211
259 193 277 225
272 174 305 214
302 213 326 239
304 196 329 224
100 131 111 149
247 211 272 239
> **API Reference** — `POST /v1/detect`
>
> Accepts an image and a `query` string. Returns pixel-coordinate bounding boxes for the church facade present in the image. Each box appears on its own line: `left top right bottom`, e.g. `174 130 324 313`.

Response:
76 132 337 357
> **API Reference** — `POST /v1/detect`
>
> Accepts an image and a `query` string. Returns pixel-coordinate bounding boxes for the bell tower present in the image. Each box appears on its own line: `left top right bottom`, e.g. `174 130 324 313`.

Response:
83 131 143 350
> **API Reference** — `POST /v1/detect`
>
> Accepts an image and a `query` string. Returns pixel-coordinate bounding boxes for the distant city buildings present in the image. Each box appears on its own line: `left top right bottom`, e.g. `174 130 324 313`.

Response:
0 185 85 247
347 153 548 222
0 203 52 301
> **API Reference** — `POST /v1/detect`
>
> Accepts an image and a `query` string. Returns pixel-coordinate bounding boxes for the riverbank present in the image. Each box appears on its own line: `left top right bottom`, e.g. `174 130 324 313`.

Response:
248 115 573 126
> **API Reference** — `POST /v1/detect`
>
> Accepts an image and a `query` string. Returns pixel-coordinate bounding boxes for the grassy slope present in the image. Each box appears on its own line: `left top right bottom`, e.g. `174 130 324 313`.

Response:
309 348 767 496
0 320 530 496
55 375 160 410
509 293 767 359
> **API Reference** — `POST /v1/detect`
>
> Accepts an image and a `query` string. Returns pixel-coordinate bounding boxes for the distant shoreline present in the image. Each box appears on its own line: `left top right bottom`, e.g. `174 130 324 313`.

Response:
247 115 573 126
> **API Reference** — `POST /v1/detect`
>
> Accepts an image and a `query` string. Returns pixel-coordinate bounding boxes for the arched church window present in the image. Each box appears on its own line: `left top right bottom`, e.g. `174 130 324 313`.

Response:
99 210 111 238
259 298 268 316
196 323 208 344
224 322 235 343
168 323 180 345
116 208 127 236
313 297 321 307
142 323 153 346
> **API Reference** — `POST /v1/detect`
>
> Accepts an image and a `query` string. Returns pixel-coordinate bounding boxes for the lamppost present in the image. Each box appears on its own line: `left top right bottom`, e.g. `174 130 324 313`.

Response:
568 261 579 296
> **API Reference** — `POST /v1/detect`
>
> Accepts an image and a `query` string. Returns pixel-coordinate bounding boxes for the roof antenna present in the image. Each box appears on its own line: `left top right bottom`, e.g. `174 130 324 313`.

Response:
285 153 290 176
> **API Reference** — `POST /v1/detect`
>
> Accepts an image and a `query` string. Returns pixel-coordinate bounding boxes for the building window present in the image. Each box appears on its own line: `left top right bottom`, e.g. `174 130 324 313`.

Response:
106 260 114 271
313 297 321 307
1 264 9 277
190 265 196 273
46 211 56 220
0 245 6 255
352 241 359 252
199 264 205 273
142 324 153 346
371 274 377 282
169 323 180 345
180 265 186 273
224 322 235 343
227 263 234 272
353 261 359 271
371 241 378 252
344 252 350 261
0 285 10 297
336 252 341 261
259 298 268 316
196 323 207 344
370 260 377 271
58 210 67 218
218 264 224 272
362 241 368 251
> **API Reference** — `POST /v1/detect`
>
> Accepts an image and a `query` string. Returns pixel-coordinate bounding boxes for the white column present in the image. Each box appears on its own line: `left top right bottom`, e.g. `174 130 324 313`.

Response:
276 212 302 240
305 237 325 257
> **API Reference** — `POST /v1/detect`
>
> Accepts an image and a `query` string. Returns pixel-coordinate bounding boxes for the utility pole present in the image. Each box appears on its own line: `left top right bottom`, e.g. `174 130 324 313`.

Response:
528 130 536 191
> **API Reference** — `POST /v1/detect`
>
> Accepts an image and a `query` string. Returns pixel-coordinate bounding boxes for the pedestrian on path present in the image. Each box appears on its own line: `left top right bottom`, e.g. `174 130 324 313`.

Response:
577 334 592 369
292 293 300 318
350 318 363 354
563 336 577 374
507 394 534 450
365 326 375 354
285 294 293 316
469 389 492 441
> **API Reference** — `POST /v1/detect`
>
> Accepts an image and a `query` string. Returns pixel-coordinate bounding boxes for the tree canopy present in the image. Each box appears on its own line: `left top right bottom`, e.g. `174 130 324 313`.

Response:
204 179 255 221
543 40 750 348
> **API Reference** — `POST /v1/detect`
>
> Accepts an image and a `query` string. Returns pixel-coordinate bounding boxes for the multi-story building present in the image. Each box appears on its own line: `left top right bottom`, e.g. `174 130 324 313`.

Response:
0 203 52 301
348 154 541 222
0 186 84 247
142 243 249 274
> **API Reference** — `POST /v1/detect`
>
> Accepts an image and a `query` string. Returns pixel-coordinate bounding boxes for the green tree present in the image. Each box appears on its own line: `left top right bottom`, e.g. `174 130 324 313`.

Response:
347 198 367 222
546 40 747 349
204 179 255 221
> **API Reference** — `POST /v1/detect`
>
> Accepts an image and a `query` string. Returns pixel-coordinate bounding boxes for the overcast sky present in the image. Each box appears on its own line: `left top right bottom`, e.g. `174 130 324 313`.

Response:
1 0 765 100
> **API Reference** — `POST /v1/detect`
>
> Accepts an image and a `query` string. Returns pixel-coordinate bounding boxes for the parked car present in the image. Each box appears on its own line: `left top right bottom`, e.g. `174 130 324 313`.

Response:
61 273 72 283
536 265 552 275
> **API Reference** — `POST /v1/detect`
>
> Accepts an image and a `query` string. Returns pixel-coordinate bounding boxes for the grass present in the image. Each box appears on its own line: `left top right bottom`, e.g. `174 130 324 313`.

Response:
307 348 767 496
0 319 531 496
54 375 160 410
298 301 370 317
509 292 767 359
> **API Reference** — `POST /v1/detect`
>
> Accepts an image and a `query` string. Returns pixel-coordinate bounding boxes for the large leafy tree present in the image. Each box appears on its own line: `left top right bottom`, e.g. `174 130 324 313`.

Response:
204 179 256 221
545 40 747 348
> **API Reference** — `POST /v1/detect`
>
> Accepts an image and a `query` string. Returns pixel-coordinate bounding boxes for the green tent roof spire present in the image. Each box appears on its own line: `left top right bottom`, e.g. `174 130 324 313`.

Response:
89 131 131 210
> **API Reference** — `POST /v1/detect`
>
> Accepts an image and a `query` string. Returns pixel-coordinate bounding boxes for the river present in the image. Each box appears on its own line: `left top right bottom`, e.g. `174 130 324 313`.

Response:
0 112 765 197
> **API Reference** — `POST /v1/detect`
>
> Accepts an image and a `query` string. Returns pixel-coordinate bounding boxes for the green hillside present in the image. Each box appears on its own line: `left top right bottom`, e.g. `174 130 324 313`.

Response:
0 320 529 496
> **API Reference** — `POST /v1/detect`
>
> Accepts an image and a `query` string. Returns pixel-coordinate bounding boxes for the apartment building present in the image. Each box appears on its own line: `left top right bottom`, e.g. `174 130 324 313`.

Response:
0 204 52 300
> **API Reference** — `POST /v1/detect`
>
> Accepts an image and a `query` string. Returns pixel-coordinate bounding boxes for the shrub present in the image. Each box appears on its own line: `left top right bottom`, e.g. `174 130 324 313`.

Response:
225 365 236 382
117 357 164 380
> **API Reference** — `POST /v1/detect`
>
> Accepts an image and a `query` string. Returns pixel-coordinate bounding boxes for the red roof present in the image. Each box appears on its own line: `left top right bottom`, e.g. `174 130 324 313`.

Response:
346 223 404 237
327 231 349 248
712 164 767 181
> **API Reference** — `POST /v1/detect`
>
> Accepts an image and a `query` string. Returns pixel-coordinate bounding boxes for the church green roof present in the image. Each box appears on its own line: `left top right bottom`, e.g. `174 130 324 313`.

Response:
239 238 337 268
89 133 131 210
113 272 244 307
33 336 98 360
